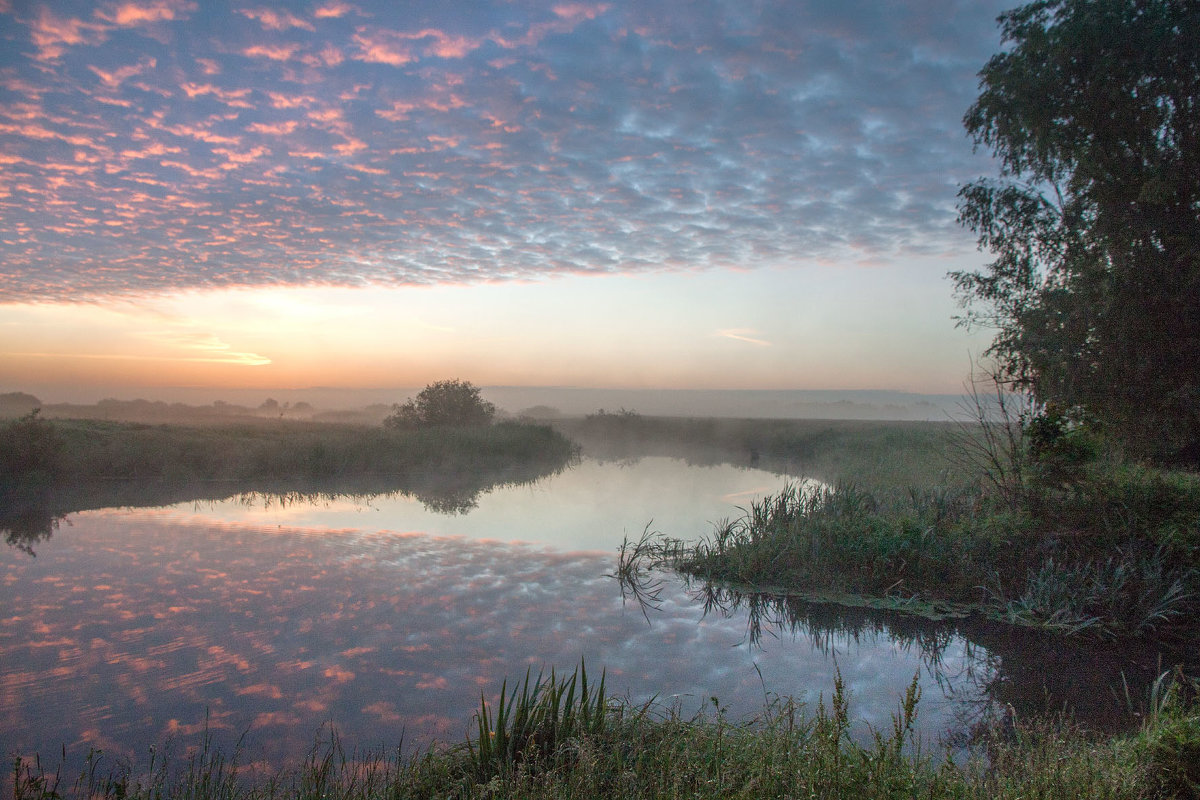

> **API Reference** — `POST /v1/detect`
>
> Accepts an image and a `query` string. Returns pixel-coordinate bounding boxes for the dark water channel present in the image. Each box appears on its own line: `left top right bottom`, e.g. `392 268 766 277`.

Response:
0 457 1189 774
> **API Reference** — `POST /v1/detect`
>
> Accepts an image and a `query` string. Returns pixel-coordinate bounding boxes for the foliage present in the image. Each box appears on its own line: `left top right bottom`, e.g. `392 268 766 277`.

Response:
385 379 497 429
0 391 42 417
558 413 963 490
645 463 1200 640
952 0 1200 464
468 661 608 781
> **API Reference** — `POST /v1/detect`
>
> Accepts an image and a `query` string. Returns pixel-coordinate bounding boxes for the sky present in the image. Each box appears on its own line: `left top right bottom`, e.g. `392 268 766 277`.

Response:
0 0 1009 403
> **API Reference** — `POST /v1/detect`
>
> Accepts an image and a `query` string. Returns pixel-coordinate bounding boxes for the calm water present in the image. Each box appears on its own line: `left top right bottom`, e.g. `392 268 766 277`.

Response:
0 457 1181 772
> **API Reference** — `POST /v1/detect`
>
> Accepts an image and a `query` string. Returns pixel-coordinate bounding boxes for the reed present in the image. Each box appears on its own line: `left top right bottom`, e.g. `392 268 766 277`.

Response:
649 469 1200 639
467 661 608 780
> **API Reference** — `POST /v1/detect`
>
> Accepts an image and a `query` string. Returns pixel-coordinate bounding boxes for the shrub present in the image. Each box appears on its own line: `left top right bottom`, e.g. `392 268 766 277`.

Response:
384 380 496 429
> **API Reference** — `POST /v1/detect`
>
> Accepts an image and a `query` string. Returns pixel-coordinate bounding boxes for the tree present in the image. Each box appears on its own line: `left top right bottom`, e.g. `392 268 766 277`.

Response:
953 0 1200 463
384 379 496 429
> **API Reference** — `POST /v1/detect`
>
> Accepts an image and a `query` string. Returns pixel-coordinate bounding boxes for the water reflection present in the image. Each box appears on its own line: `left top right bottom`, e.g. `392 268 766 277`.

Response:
155 458 796 553
688 584 1194 740
0 453 577 555
0 494 63 557
3 510 983 771
2 458 1188 779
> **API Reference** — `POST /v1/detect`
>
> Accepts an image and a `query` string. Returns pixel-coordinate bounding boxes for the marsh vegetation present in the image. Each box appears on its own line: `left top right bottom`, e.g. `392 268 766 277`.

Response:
0 397 578 553
11 662 1200 800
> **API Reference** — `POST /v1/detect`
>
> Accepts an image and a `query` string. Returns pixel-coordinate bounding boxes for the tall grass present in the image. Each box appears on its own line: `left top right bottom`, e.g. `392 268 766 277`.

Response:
29 418 578 485
467 662 608 780
648 471 1200 639
11 665 1198 799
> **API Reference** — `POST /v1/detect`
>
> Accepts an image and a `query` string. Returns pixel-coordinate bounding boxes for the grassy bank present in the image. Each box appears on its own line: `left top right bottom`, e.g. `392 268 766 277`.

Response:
552 411 962 488
0 415 577 485
569 405 1200 641
638 460 1200 640
0 414 579 552
13 664 1199 799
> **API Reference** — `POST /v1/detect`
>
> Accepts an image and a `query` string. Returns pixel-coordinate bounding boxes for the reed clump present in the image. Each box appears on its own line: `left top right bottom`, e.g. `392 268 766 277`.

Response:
653 463 1200 640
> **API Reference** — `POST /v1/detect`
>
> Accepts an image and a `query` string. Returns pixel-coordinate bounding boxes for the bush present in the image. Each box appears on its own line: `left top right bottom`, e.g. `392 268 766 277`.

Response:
384 380 496 429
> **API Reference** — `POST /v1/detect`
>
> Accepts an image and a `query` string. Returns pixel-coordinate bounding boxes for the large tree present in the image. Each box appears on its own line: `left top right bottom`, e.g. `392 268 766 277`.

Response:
953 0 1200 463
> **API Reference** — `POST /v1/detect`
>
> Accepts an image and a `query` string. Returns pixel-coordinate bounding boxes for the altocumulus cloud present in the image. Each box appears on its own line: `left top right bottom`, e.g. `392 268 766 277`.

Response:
0 0 1006 303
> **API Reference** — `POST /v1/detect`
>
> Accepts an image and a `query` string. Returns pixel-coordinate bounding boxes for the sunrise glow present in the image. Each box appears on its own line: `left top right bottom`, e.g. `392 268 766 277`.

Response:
0 0 1004 403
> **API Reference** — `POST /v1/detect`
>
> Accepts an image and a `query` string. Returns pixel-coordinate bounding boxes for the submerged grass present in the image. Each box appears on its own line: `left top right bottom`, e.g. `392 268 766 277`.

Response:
11 664 1200 799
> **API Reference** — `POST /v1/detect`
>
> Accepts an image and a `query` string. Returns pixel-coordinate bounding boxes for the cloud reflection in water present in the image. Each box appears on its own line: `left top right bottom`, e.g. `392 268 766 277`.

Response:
0 509 986 769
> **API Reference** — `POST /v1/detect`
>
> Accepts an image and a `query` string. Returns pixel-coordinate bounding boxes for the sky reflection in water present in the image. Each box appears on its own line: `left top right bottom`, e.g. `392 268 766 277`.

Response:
159 457 800 552
0 458 1166 773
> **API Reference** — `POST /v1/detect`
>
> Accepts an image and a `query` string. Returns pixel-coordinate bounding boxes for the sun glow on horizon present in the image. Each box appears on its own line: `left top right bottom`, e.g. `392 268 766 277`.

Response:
0 261 992 399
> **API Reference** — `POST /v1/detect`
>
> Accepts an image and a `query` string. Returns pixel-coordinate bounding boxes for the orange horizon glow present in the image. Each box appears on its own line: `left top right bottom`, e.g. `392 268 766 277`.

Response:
0 262 991 403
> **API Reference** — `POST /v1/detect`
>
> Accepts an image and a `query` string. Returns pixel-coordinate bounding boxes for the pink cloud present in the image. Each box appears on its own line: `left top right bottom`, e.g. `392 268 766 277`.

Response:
164 123 241 145
351 30 414 66
552 2 611 21
96 0 197 26
29 7 103 60
333 137 366 155
213 145 269 165
248 120 299 135
314 1 362 19
88 56 156 88
243 43 300 61
406 29 482 59
237 7 314 31
268 92 315 109
491 5 609 49
178 83 253 107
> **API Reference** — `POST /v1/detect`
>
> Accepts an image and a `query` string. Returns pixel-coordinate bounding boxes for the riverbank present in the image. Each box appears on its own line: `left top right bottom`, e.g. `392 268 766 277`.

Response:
0 414 579 551
640 462 1200 641
551 411 961 488
12 665 1199 799
565 411 1200 641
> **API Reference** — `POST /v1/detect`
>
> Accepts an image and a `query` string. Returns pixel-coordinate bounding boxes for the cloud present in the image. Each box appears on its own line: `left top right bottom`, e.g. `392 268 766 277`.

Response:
314 1 364 19
717 329 772 347
89 56 157 88
238 7 315 32
243 43 302 61
27 7 104 60
0 0 1006 303
96 0 197 27
158 335 273 365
